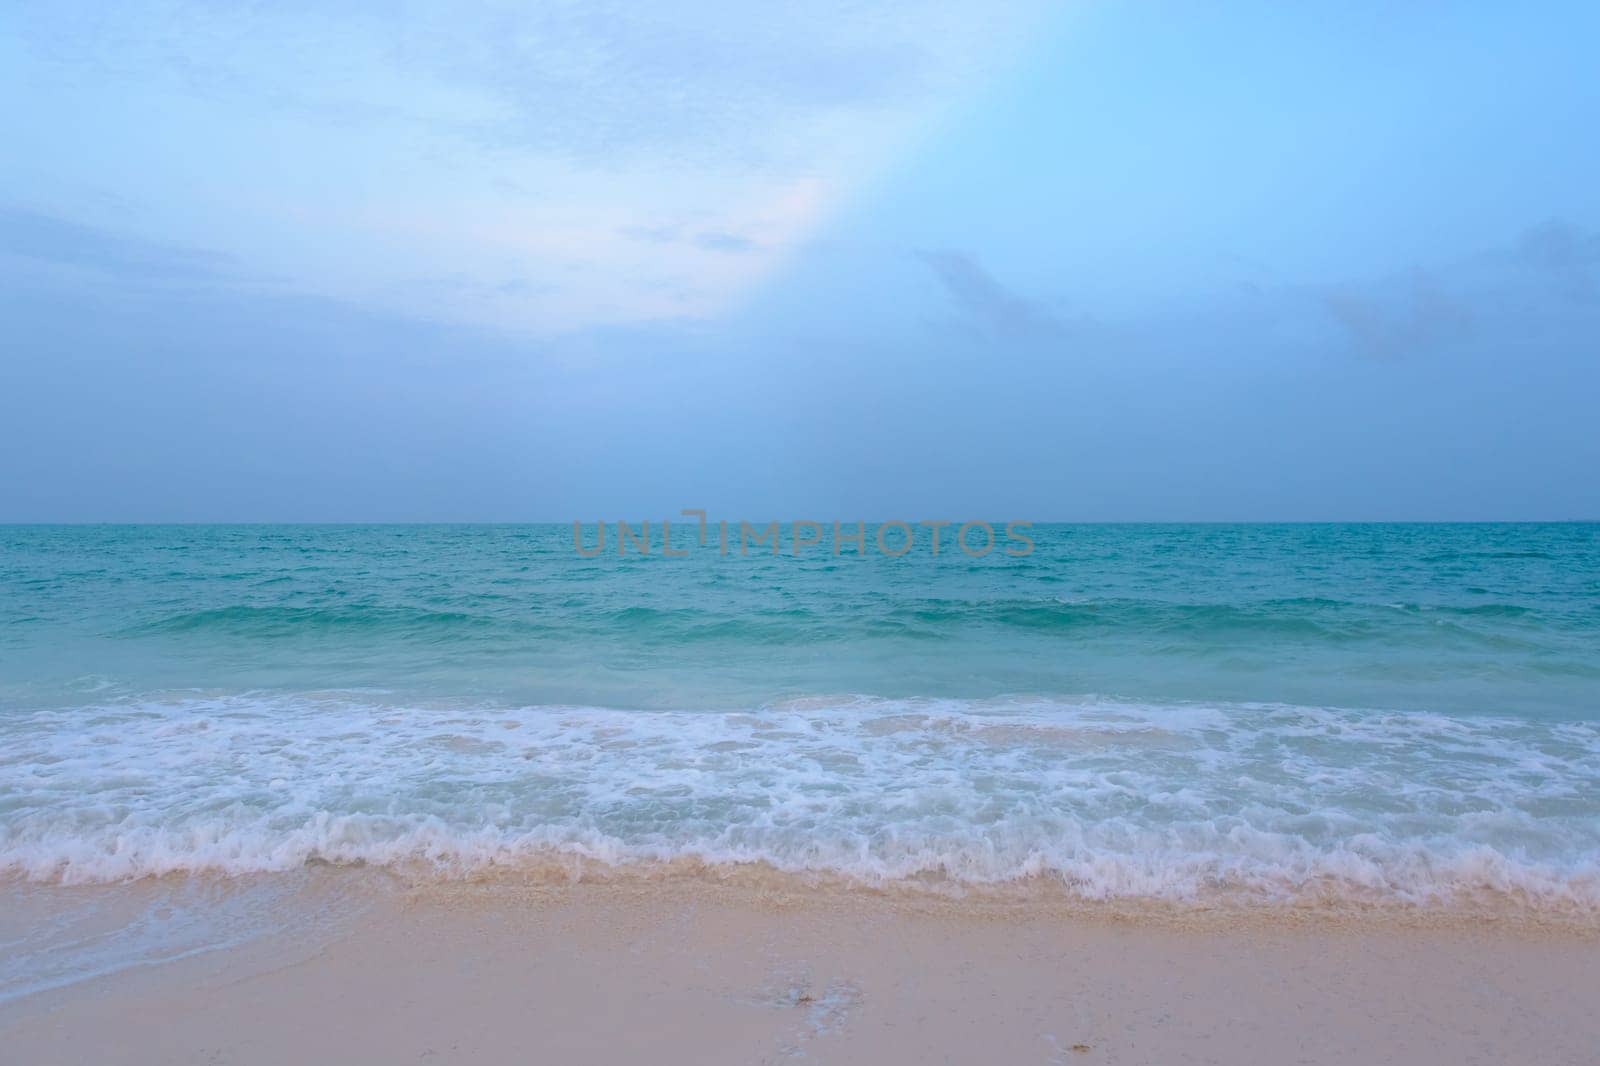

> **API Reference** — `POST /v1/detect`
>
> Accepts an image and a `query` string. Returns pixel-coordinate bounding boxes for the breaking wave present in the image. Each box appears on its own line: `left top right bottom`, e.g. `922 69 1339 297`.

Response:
4 693 1597 915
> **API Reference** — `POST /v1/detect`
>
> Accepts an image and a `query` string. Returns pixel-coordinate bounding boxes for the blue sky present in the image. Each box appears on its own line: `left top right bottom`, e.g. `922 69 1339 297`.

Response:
2 1 1597 520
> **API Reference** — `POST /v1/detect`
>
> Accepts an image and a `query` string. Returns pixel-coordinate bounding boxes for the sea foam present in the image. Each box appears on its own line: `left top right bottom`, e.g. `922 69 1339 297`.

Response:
3 693 1597 912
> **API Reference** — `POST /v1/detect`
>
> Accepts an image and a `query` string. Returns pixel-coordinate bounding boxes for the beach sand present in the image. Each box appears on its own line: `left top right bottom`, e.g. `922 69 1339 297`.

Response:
3 875 1597 1065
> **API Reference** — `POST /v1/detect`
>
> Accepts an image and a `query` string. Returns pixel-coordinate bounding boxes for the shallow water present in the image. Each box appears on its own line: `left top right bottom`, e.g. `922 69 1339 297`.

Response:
2 524 1597 914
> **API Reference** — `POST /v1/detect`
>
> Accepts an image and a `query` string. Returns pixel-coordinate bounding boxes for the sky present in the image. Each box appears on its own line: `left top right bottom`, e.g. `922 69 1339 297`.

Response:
2 1 1597 522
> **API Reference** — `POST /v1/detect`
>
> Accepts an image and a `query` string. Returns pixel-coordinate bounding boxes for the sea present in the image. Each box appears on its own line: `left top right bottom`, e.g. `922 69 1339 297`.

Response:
2 523 1598 995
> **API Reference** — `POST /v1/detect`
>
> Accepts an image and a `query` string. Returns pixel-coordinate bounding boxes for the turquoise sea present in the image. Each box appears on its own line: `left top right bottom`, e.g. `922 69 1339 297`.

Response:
2 523 1598 910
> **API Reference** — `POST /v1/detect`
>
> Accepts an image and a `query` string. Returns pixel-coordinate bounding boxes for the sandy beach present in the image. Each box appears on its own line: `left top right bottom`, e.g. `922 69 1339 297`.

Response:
4 874 1597 1065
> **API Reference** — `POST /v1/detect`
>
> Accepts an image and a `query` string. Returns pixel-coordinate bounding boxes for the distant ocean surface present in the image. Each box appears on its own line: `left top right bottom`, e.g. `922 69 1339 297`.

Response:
3 523 1599 910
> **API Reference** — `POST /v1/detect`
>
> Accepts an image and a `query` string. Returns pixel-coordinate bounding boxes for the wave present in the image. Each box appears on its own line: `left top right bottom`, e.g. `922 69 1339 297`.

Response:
880 597 1561 653
123 604 542 643
3 693 1598 915
5 824 1598 916
116 595 1567 653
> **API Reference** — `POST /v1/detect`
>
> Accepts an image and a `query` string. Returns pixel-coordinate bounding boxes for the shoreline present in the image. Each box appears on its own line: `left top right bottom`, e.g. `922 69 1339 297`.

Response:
5 872 1598 1064
11 855 1600 932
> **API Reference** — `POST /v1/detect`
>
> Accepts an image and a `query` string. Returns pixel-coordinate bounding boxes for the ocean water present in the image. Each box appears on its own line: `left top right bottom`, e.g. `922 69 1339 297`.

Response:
2 523 1598 912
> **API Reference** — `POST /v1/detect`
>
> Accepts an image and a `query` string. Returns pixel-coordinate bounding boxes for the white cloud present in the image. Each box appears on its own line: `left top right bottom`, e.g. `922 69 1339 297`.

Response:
4 1 1054 333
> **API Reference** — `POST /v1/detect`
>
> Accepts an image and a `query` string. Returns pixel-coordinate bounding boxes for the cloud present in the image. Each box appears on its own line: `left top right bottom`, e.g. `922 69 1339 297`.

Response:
619 224 759 253
1511 219 1600 302
1312 220 1600 359
916 248 1065 340
894 221 1589 369
10 3 1048 167
384 272 558 305
693 231 759 254
0 206 235 282
619 224 679 245
1317 270 1471 360
3 3 1053 334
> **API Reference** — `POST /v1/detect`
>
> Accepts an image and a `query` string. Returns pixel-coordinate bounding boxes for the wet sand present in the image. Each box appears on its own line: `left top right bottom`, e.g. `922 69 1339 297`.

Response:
3 877 1598 1065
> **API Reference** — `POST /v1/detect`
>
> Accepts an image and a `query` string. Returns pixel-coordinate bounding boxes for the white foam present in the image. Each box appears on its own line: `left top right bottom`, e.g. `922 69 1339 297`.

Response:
2 693 1598 910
